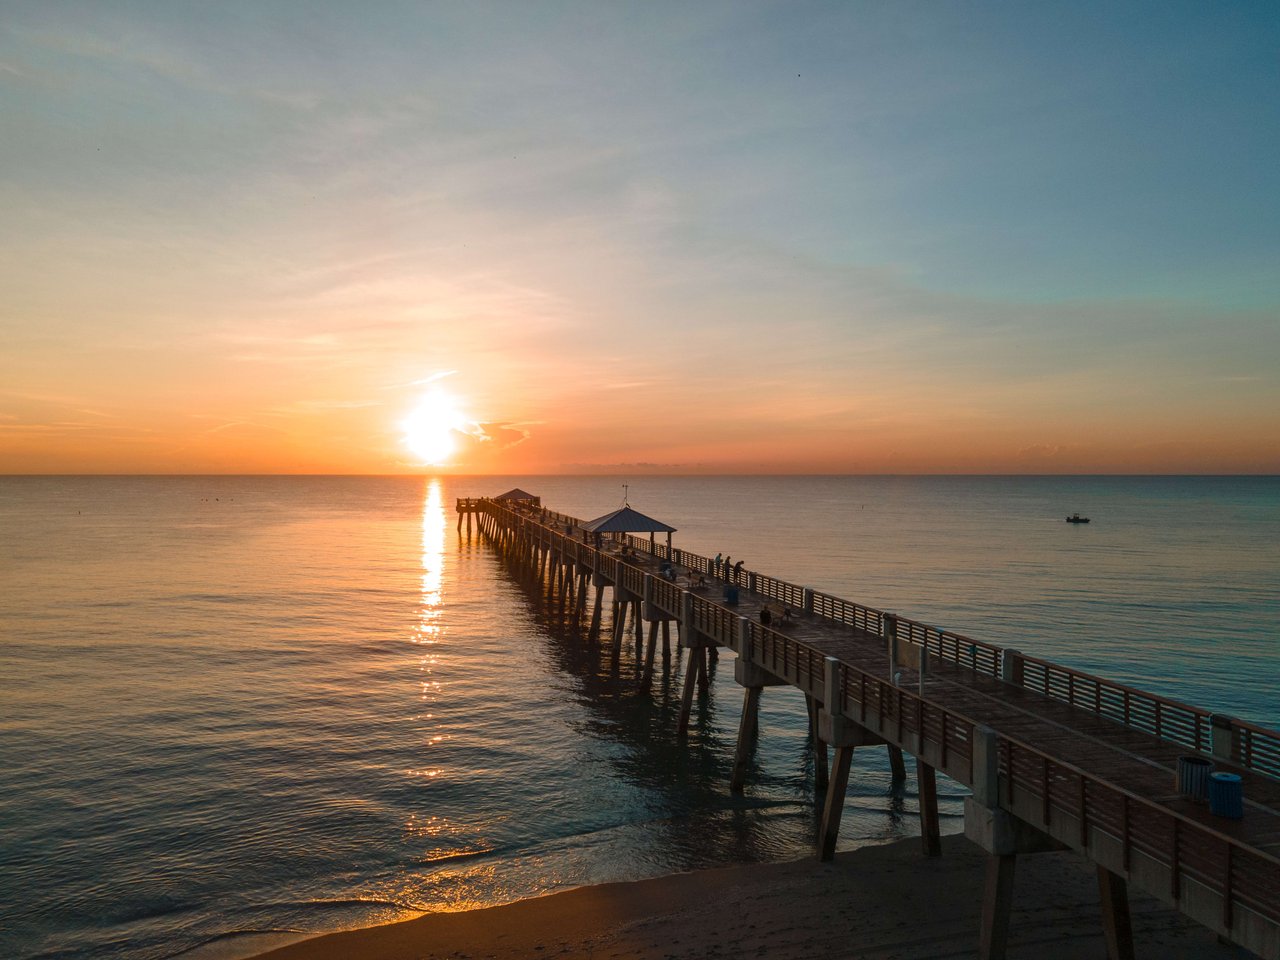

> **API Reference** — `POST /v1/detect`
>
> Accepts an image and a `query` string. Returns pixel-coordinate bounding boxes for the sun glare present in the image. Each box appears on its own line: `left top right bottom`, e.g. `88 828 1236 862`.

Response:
403 389 467 465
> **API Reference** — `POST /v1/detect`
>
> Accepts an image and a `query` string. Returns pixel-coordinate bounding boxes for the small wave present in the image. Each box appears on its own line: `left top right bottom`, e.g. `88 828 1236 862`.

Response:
163 928 307 959
268 895 423 913
165 593 259 605
421 846 495 864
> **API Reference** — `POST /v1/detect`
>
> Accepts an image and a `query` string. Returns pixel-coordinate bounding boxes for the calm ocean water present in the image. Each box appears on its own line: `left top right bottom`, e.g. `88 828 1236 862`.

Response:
2 475 1277 959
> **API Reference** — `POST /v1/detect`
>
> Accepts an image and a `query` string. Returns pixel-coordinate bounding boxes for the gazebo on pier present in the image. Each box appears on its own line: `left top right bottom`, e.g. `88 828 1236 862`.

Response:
581 505 677 554
495 487 540 508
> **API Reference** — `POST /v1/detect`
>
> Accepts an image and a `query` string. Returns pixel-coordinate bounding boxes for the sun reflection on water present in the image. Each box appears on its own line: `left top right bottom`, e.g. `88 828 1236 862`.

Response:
418 478 445 617
414 480 446 714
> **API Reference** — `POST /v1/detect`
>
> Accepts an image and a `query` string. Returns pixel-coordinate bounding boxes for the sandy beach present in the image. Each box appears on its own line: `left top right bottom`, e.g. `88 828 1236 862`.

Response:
249 835 1245 960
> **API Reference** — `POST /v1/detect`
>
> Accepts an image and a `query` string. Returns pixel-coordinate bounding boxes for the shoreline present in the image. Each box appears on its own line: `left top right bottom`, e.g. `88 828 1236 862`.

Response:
244 835 1241 960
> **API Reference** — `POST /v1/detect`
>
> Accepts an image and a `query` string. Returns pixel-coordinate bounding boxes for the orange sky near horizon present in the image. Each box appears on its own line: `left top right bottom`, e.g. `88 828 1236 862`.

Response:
4 366 1277 475
3 264 1277 474
2 5 1278 476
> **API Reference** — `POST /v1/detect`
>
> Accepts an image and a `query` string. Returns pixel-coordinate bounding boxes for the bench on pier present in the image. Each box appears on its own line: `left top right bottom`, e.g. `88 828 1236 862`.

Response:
759 602 794 627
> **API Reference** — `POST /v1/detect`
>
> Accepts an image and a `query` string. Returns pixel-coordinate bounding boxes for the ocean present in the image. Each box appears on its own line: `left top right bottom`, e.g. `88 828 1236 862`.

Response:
2 475 1277 959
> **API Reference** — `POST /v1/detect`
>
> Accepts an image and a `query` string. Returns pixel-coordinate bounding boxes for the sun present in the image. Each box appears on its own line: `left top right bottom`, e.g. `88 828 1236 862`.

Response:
402 388 467 465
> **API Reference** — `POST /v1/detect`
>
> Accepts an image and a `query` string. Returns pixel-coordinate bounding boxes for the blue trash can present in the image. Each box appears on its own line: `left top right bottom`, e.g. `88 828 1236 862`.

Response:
724 585 739 606
1208 772 1243 819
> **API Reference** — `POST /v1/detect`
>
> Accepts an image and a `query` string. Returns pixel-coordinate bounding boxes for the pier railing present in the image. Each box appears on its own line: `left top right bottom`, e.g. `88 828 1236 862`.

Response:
1239 720 1280 779
469 497 1280 780
1012 655 1280 779
995 734 1280 933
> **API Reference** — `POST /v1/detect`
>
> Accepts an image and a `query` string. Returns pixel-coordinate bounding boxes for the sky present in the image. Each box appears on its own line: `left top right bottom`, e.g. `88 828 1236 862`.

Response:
2 1 1278 474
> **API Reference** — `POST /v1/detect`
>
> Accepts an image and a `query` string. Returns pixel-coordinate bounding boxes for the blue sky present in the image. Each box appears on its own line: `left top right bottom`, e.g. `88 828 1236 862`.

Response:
2 1 1277 472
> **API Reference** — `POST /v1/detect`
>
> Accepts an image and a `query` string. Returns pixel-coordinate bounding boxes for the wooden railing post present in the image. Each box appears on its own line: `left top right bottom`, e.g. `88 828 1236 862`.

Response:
883 612 899 677
823 656 841 716
1210 714 1238 762
680 590 695 644
738 616 753 664
973 725 1001 809
1001 648 1024 686
919 629 930 699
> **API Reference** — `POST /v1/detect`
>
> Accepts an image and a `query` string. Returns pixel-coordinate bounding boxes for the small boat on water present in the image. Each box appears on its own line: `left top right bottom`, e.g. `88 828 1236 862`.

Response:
1066 513 1090 523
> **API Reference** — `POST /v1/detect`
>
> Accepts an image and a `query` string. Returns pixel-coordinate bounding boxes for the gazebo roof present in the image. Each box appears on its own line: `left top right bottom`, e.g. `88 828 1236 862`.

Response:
495 488 539 501
581 505 676 534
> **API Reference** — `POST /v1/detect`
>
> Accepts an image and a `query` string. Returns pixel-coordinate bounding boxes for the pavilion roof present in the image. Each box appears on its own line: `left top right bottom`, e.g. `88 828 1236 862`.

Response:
495 488 539 501
581 505 676 534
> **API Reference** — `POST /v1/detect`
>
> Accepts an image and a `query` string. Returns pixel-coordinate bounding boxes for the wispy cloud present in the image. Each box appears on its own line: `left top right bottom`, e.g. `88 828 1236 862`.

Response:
392 371 457 390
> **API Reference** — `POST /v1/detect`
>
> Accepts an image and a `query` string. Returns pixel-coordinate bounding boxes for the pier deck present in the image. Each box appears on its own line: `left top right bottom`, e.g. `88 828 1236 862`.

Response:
458 496 1280 960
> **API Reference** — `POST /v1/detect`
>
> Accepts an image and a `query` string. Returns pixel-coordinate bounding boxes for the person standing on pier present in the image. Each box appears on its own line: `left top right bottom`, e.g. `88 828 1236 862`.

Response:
714 552 722 577
723 556 731 581
733 559 744 583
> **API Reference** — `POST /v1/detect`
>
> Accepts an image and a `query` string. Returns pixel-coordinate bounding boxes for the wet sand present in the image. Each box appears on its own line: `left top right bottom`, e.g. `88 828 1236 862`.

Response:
249 834 1247 959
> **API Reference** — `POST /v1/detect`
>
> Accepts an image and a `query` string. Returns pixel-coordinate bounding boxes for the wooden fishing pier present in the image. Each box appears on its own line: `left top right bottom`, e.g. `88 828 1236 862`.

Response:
457 494 1280 960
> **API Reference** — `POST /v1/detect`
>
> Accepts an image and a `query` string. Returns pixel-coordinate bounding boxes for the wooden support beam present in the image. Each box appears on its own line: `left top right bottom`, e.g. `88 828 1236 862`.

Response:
979 854 1017 960
917 758 941 857
641 620 659 689
611 601 625 656
730 686 762 793
887 744 907 781
806 695 829 791
1098 866 1135 960
677 646 703 738
589 585 603 636
697 646 711 694
819 745 855 861
662 621 671 658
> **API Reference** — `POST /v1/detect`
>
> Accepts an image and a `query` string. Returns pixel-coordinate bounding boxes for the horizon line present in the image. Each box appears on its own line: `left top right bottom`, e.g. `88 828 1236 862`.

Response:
3 472 1278 479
